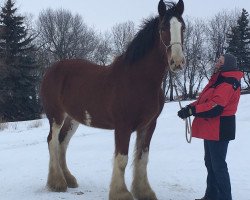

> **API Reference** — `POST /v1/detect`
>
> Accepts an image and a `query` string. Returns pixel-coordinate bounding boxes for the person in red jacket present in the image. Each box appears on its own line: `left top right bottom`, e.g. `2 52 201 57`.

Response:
177 53 243 200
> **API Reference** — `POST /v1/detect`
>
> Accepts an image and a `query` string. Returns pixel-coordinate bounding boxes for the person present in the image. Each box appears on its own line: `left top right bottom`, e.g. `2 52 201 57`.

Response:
177 53 243 200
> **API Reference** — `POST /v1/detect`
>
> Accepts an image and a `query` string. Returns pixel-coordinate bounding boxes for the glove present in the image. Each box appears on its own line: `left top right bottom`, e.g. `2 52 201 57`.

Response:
177 105 194 119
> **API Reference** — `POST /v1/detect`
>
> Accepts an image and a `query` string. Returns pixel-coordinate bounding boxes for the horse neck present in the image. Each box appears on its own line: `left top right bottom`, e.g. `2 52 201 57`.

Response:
129 41 167 86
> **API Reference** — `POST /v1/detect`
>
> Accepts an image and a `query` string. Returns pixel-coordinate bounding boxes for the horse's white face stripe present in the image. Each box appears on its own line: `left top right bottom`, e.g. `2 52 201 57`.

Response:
84 110 92 126
170 17 182 46
169 17 185 70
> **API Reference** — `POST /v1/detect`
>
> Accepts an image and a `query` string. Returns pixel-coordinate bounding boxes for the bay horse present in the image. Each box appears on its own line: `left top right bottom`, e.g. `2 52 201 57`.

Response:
40 0 185 199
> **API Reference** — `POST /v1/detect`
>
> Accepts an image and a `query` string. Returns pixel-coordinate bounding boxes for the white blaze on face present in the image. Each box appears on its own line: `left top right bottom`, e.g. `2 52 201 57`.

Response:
84 110 92 126
169 17 185 68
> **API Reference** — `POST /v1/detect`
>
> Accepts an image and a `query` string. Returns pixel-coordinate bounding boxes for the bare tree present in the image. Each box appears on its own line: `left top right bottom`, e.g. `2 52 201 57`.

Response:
36 9 98 62
206 10 239 62
93 32 113 65
111 21 136 56
177 18 208 99
164 71 175 101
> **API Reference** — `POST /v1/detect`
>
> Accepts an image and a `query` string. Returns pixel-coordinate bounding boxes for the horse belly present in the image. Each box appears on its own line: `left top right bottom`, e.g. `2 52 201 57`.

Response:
64 104 115 130
81 111 115 130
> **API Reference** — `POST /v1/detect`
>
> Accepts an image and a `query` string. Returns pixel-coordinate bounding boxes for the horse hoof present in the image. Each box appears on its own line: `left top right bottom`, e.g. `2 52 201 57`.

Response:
47 183 67 192
137 198 157 200
132 190 158 200
47 176 67 192
65 175 78 188
109 190 134 200
137 196 158 200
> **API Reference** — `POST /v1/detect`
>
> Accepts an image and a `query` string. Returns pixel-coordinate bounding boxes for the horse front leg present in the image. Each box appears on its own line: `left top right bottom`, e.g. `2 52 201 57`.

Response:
131 120 158 200
109 127 134 200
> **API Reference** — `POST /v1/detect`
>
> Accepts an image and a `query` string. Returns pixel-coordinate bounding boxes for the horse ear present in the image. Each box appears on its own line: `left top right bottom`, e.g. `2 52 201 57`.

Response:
176 0 184 15
158 0 166 19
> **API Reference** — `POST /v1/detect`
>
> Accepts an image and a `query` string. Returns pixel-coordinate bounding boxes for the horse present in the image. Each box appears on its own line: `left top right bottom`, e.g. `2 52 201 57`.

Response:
40 0 185 199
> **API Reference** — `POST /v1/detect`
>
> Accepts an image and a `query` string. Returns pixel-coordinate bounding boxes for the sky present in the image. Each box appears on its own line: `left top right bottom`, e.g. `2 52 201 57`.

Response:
8 0 250 32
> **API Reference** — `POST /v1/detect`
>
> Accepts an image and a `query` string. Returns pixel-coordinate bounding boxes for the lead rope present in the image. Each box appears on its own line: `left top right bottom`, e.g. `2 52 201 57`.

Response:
173 81 192 143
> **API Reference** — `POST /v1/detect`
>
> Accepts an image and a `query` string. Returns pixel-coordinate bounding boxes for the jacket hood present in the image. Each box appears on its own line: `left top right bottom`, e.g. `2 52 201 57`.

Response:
220 53 238 72
221 71 244 80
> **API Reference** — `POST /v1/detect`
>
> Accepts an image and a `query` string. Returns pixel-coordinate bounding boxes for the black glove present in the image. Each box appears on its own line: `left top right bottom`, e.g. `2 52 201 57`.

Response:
177 105 195 119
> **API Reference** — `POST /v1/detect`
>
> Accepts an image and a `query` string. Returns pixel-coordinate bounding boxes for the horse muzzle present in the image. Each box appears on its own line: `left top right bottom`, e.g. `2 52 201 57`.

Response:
169 55 186 72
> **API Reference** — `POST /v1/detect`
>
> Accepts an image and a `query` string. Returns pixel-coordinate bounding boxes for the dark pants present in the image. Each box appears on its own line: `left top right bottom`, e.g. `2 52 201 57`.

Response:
204 140 232 200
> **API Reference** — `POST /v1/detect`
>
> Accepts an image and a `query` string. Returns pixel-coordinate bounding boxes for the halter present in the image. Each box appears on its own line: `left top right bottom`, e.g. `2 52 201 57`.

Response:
159 30 182 50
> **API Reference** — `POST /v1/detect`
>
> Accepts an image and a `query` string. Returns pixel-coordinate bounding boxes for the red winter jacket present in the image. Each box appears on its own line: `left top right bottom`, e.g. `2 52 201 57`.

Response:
190 71 243 141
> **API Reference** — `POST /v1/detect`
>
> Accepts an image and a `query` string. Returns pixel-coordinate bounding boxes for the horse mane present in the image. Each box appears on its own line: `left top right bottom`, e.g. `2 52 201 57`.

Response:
123 1 177 65
123 17 159 65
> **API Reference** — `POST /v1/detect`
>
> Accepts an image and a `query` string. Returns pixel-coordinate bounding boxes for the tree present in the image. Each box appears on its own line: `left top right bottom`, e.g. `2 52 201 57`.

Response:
0 0 41 121
227 9 250 88
206 11 238 61
111 21 136 56
93 32 113 65
36 9 99 62
175 18 208 100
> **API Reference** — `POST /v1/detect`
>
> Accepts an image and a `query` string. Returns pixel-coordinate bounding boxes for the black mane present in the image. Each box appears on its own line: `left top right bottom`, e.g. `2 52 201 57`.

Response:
124 17 159 65
124 2 177 65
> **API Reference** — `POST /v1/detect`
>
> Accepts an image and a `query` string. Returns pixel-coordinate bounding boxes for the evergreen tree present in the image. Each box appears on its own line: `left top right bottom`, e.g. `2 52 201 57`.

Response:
226 26 240 57
237 9 250 72
0 0 41 121
226 9 250 88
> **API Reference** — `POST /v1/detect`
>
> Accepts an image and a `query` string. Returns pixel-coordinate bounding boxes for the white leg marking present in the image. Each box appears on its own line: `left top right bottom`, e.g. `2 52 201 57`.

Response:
60 120 79 150
110 154 128 191
47 122 67 191
84 110 92 126
134 151 149 182
132 150 157 199
49 122 62 171
109 154 133 200
59 119 79 188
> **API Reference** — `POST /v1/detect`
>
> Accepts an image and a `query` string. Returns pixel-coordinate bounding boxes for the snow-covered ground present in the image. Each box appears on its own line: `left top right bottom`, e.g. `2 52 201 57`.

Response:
0 94 249 200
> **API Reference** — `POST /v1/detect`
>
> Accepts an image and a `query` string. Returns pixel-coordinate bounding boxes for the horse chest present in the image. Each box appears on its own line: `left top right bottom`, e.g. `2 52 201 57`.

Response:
129 95 161 123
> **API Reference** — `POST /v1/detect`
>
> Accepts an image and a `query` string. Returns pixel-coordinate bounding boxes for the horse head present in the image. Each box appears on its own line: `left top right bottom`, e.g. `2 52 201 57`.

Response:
158 0 186 72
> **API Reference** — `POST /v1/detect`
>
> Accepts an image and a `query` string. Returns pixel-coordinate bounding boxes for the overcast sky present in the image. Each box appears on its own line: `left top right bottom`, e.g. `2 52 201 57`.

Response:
12 0 250 32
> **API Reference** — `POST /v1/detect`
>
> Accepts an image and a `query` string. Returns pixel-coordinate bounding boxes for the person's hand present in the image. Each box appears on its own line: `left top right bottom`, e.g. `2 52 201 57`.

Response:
177 105 194 119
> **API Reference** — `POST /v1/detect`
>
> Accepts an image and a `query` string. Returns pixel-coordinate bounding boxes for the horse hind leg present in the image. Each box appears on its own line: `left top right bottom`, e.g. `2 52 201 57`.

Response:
47 115 67 192
131 121 157 200
58 116 79 188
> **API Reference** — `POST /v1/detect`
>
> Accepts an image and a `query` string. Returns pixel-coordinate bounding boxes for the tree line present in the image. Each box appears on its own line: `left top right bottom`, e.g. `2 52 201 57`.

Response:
0 0 249 121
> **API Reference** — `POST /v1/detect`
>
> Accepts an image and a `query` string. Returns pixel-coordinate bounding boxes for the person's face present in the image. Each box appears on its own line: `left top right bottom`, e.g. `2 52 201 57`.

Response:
215 56 225 69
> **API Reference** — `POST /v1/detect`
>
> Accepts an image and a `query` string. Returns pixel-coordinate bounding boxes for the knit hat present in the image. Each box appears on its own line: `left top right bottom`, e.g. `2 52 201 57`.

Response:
220 53 239 72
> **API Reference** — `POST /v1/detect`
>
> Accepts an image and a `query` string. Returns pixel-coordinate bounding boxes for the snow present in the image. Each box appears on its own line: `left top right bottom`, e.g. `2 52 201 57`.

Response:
0 94 250 200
